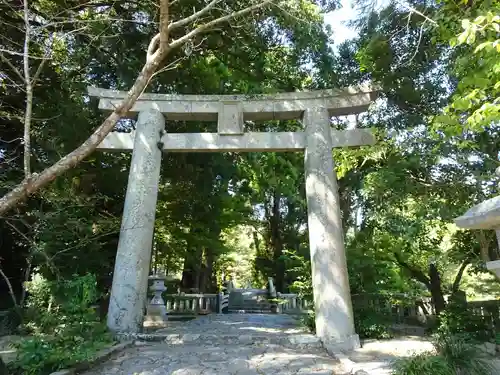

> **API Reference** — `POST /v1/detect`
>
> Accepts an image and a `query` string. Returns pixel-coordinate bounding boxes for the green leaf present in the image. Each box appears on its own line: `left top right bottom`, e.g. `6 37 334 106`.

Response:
474 16 486 24
474 42 491 52
457 32 468 45
461 19 471 30
467 32 476 44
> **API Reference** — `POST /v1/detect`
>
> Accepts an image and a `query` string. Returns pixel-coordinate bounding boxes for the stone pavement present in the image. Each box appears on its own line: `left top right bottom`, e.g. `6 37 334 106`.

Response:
80 314 346 375
83 314 497 375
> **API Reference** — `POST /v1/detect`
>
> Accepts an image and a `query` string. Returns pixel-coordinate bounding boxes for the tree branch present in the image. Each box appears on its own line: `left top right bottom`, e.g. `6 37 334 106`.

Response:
4 220 57 276
451 257 470 294
393 252 431 288
169 0 273 50
159 0 170 51
0 53 25 82
0 267 18 308
168 0 221 32
402 4 437 25
0 0 277 216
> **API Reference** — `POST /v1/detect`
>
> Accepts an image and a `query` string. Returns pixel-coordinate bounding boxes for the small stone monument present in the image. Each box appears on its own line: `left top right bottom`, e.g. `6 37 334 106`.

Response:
144 273 168 328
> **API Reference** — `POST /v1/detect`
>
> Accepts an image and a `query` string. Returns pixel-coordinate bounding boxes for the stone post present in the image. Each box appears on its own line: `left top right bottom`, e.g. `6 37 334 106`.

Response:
303 107 359 351
107 109 165 333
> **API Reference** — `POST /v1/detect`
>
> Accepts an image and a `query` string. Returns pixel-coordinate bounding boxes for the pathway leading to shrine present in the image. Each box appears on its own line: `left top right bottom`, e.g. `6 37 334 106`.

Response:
80 314 347 375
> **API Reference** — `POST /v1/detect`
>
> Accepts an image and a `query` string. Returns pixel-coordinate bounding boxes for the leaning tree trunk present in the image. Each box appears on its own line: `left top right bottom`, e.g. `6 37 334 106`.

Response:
0 0 274 216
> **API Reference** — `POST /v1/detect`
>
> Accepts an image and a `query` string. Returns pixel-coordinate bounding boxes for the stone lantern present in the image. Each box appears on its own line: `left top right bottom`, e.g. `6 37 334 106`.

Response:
144 273 168 328
454 193 500 278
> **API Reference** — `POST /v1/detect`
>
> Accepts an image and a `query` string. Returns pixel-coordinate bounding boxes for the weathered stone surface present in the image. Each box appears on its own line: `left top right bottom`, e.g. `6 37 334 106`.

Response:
454 195 500 229
79 339 343 375
288 334 321 345
88 85 378 121
97 129 375 153
78 315 346 374
219 102 244 134
303 107 358 351
106 109 165 333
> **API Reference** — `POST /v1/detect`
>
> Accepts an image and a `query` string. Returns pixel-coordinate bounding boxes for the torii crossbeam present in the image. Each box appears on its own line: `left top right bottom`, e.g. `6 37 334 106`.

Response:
88 85 378 352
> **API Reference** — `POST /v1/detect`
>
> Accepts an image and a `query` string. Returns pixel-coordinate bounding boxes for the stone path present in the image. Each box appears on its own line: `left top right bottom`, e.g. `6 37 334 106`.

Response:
81 314 345 375
82 314 500 375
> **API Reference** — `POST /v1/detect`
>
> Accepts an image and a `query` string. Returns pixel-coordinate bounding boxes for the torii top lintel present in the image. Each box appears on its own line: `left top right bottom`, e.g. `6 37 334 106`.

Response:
87 85 379 152
88 85 377 123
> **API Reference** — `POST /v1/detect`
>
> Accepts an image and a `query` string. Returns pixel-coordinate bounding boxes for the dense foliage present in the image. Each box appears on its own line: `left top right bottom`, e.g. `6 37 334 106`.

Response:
8 274 112 375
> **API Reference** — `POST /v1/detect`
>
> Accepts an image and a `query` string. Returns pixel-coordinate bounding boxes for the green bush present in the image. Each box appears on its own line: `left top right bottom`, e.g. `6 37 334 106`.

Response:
300 310 316 333
7 273 113 375
433 333 494 375
392 352 453 375
354 307 393 339
437 300 492 341
392 333 495 375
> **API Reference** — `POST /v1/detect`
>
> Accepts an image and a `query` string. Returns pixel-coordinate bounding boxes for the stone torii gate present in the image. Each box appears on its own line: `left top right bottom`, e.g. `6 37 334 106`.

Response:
88 85 378 351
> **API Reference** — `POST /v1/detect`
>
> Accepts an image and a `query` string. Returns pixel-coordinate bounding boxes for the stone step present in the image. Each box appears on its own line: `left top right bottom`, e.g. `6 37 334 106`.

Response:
228 303 271 308
227 309 272 314
121 332 322 349
228 304 271 309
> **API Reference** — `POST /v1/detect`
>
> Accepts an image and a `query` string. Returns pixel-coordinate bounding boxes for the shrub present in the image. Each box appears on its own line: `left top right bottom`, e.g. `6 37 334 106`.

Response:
7 273 113 375
354 307 393 340
436 296 491 341
433 333 494 375
391 333 495 375
392 352 453 375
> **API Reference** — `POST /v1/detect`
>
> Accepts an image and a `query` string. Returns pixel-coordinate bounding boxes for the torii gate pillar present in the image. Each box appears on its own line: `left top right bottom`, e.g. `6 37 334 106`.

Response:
89 86 378 351
304 107 357 350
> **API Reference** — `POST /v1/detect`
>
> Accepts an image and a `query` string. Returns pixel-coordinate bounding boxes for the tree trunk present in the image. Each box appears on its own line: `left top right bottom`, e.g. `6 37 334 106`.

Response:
202 247 217 293
429 263 446 315
181 245 202 292
451 258 470 294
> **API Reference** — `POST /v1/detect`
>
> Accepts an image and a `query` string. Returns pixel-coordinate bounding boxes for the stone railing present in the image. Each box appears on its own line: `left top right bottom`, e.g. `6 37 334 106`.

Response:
353 293 500 329
468 299 500 330
276 293 311 313
163 293 218 314
351 293 434 325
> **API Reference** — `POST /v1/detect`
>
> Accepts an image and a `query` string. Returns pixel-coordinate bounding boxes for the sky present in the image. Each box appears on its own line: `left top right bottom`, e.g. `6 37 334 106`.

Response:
324 0 360 46
325 0 390 46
